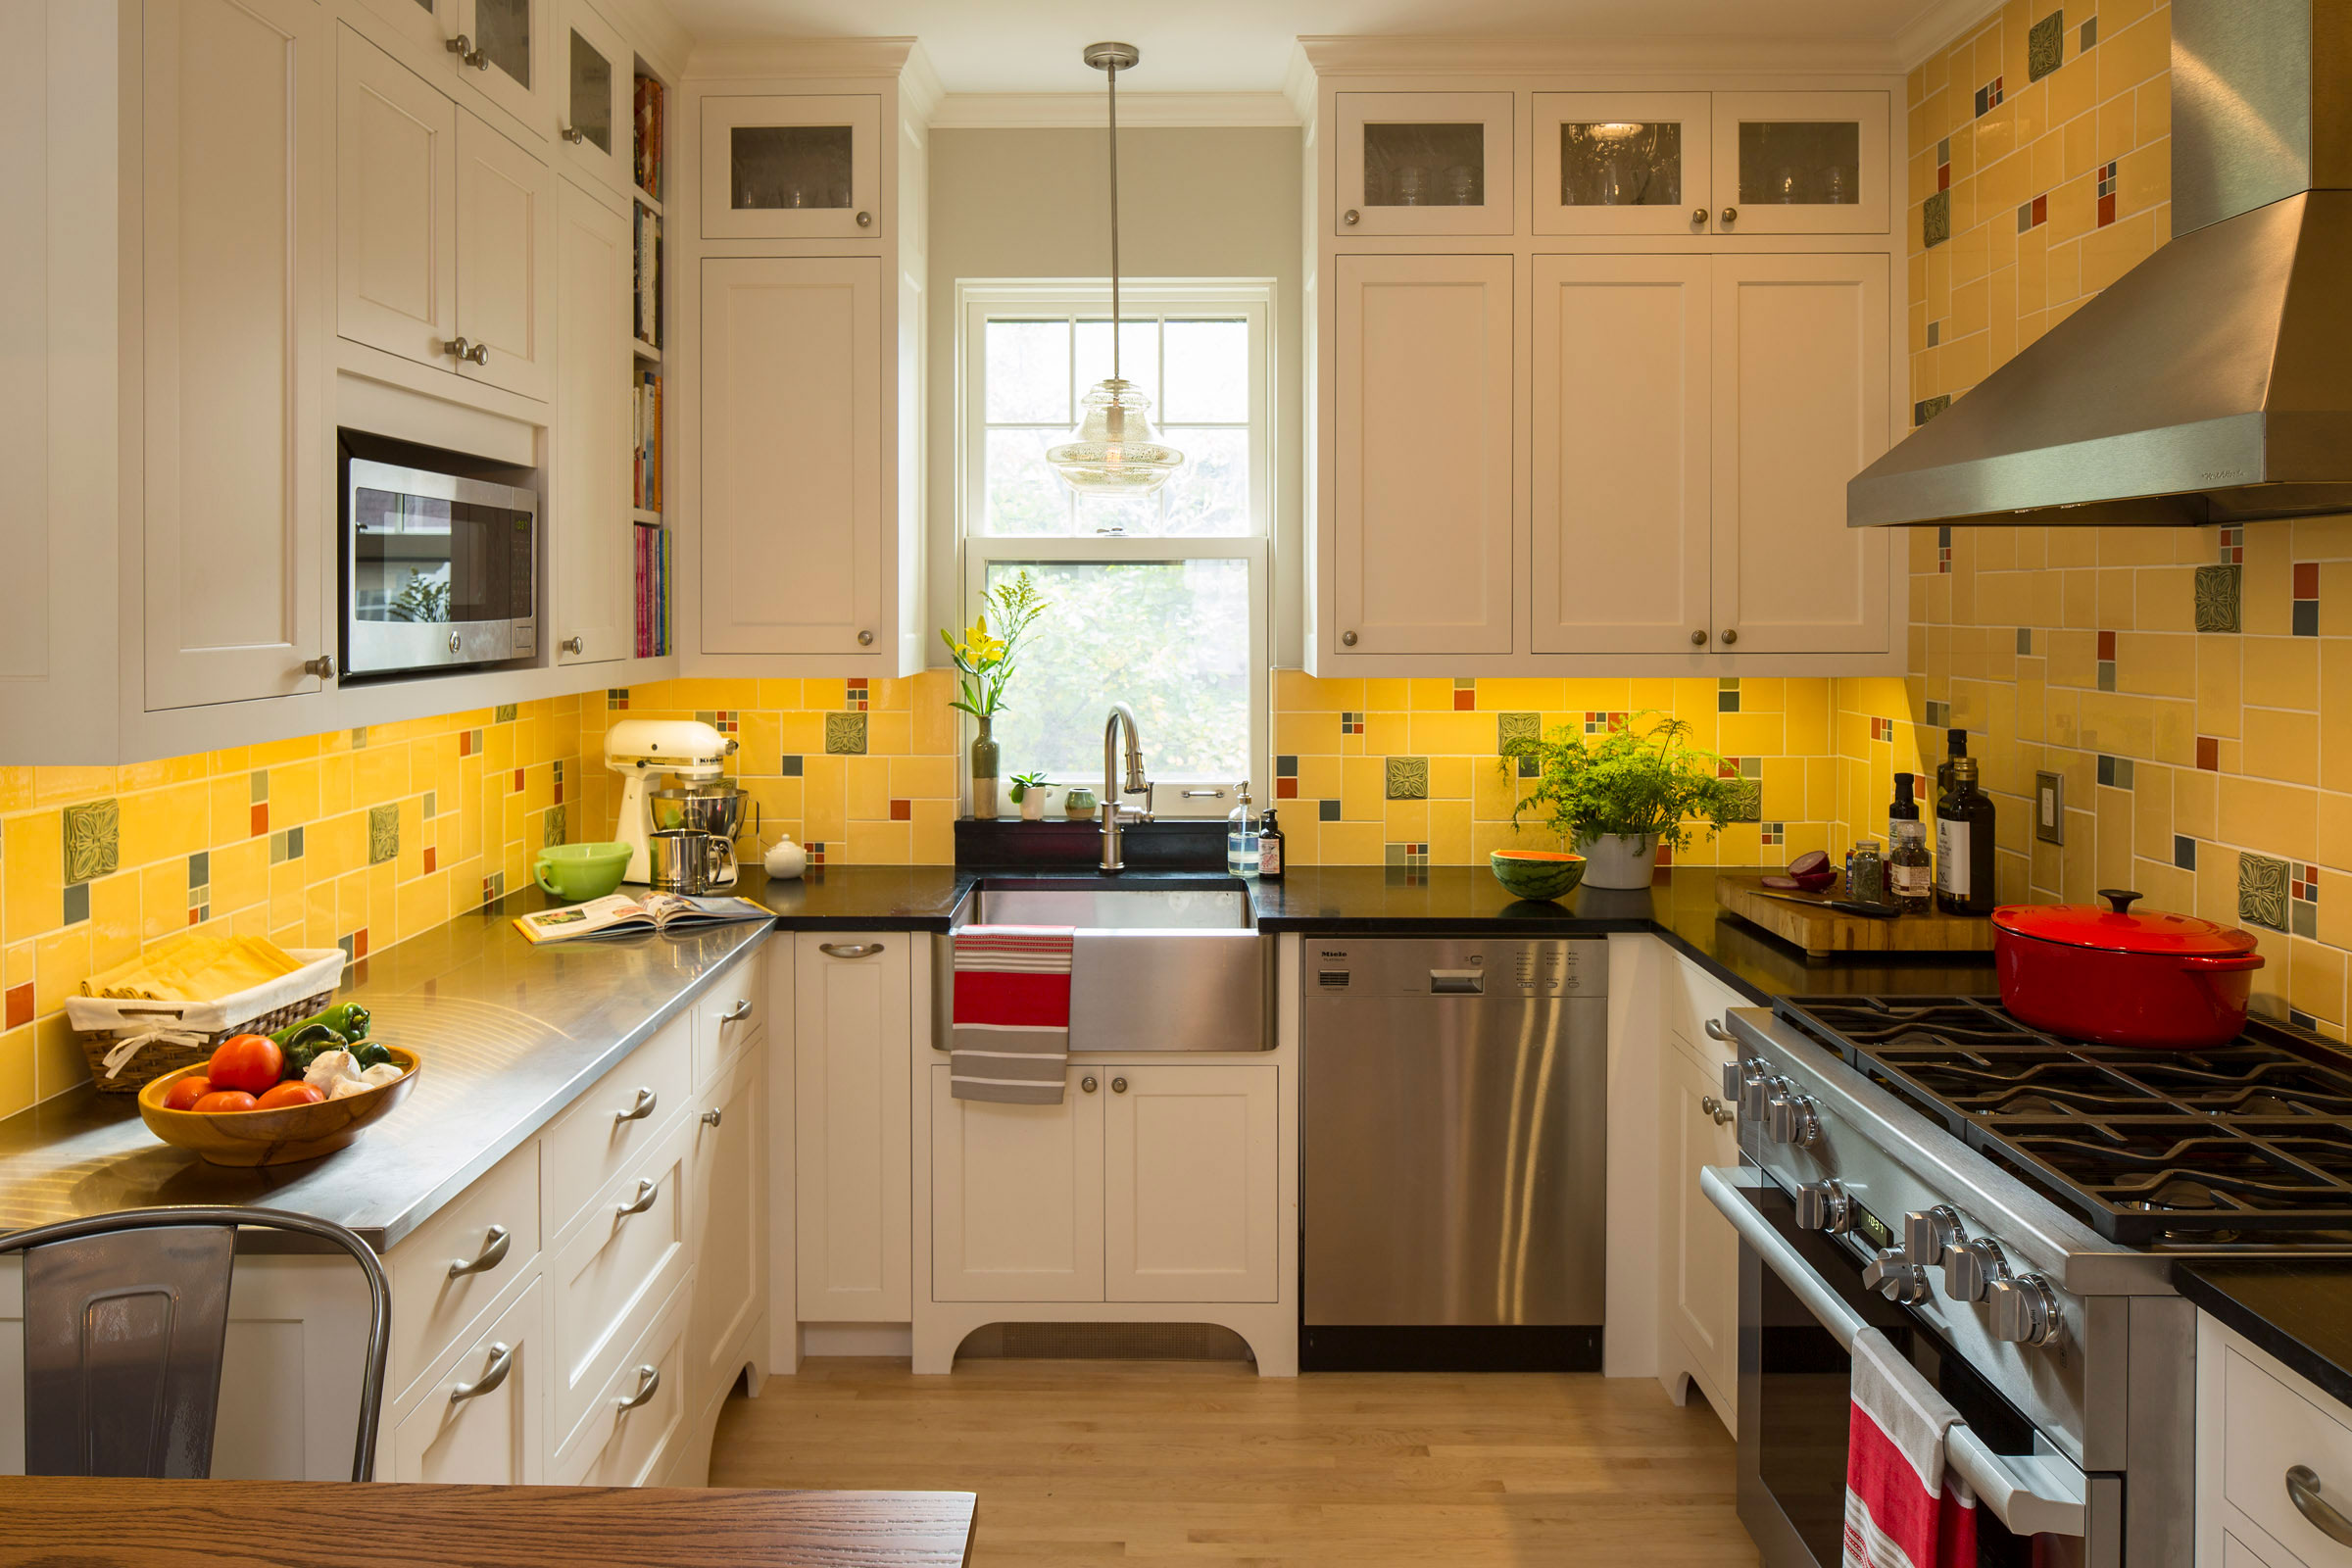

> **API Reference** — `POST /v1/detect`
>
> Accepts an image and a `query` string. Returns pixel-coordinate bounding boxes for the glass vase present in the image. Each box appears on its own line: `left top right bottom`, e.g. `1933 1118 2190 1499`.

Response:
970 718 1000 819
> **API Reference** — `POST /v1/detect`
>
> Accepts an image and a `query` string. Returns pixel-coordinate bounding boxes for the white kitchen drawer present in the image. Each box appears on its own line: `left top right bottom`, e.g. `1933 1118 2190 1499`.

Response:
550 1269 693 1488
383 1139 541 1396
691 952 764 1091
2229 1526 2290 1568
2223 1339 2352 1567
1668 952 1749 1074
542 1010 692 1239
550 1117 691 1451
389 1274 546 1486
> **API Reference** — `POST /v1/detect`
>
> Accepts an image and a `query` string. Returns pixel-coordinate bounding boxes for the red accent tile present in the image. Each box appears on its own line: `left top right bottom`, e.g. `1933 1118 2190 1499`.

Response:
1275 778 1299 799
4 984 31 1030
1452 689 1476 710
2197 736 2220 771
890 799 911 821
514 767 525 791
1937 165 1951 191
553 783 564 804
422 846 437 874
2295 562 2322 598
250 803 269 837
2096 630 2117 660
459 732 471 758
2096 192 2116 226
188 908 200 926
353 928 369 958
2031 193 2046 225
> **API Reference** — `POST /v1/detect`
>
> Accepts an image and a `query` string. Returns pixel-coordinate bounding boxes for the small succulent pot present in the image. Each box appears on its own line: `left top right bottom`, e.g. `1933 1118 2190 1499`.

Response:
1063 786 1099 820
1020 790 1047 821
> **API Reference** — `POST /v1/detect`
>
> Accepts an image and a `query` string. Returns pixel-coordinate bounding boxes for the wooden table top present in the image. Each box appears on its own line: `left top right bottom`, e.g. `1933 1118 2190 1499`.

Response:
0 1478 977 1567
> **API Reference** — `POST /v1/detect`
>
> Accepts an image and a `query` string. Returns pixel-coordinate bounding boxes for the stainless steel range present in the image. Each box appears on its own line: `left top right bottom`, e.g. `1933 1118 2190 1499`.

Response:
1713 995 2352 1568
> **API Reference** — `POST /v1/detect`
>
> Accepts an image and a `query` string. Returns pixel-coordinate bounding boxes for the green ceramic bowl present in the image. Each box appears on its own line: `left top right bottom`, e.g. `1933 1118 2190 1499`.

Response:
1490 850 1587 902
534 842 632 903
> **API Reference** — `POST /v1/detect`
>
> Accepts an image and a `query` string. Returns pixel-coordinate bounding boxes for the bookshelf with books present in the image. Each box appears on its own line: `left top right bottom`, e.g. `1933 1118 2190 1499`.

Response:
631 67 668 658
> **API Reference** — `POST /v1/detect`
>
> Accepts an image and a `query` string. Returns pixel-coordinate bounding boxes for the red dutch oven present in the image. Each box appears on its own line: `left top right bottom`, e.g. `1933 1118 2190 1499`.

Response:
1991 889 2266 1049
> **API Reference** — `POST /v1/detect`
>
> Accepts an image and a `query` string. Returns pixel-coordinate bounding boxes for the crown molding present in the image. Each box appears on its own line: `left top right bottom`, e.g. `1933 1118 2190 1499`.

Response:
928 90 1300 129
1294 32 1907 78
1281 44 1318 123
597 0 695 79
685 35 923 82
1891 0 2003 68
900 43 946 124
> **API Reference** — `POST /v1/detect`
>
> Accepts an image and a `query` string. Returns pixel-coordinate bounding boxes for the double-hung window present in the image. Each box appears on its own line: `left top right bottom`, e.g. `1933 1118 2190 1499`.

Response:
957 281 1271 815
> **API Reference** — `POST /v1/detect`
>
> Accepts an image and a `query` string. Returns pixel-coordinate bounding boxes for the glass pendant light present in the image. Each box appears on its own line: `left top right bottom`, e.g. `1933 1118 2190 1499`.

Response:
1048 42 1183 496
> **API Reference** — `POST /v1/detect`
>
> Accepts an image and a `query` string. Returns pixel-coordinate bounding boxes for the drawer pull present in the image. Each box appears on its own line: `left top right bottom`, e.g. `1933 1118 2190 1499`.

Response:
1704 1018 1732 1042
720 998 754 1023
613 1087 658 1125
448 1342 513 1405
615 1177 661 1217
615 1364 662 1411
818 942 884 958
2288 1465 2352 1546
446 1223 512 1280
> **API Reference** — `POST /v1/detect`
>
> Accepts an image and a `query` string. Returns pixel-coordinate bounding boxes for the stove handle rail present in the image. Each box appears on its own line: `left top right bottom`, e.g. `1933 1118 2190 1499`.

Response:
1700 1165 2089 1542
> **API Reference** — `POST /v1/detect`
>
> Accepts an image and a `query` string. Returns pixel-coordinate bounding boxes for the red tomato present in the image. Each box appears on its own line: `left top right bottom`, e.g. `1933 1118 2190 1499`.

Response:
205 1034 283 1095
254 1081 323 1110
192 1090 258 1114
160 1074 213 1111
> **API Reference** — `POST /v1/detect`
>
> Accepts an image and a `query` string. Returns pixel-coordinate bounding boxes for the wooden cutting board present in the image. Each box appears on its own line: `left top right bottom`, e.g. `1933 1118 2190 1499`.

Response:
1714 874 1996 958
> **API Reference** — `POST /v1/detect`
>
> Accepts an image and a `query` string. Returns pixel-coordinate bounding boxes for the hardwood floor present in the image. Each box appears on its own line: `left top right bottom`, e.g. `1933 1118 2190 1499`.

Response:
710 1359 1759 1566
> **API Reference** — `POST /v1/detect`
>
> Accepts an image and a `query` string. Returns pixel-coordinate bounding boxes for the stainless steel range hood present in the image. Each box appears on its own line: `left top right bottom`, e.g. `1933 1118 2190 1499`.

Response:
1848 0 2352 528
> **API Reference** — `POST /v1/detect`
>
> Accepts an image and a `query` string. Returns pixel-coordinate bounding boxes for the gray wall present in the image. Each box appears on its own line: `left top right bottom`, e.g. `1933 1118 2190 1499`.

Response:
924 124 1304 666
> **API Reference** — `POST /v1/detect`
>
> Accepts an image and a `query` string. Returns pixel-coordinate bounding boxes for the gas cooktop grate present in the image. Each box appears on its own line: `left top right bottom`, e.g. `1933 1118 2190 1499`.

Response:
1773 995 2352 1244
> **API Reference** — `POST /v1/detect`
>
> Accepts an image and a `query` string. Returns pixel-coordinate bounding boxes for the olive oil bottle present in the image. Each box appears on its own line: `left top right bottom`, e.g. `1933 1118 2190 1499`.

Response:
1935 754 1996 915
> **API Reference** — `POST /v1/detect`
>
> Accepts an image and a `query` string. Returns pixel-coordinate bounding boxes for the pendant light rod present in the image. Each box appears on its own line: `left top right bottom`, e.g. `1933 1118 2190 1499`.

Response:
1083 42 1140 382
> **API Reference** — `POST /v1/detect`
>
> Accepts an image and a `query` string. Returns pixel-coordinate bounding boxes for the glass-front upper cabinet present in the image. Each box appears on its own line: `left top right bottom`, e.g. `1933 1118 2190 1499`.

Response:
1334 92 1514 237
700 94 883 241
1710 92 1887 234
558 0 629 196
450 0 545 129
1533 93 1712 236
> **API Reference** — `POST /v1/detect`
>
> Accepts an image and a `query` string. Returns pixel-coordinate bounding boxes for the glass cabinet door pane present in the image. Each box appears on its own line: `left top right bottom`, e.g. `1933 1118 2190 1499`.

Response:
474 0 530 86
1361 122 1484 207
1558 122 1682 207
1737 121 1861 206
729 124 854 210
567 29 612 153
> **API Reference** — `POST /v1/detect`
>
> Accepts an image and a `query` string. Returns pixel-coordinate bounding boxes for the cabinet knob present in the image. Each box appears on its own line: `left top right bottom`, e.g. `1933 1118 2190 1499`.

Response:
466 341 489 365
1111 1076 1128 1095
858 629 874 646
857 211 872 226
1690 629 1706 646
1341 630 1358 647
701 1108 722 1128
445 33 487 69
1343 209 1360 225
562 635 585 655
1720 206 1738 225
1081 1075 1099 1094
1690 207 1706 225
561 124 586 144
1720 628 1739 646
304 653 336 678
445 336 471 362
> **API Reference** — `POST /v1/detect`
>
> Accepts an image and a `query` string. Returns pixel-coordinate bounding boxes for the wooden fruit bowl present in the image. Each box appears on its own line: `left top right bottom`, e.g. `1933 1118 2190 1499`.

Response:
136 1048 420 1167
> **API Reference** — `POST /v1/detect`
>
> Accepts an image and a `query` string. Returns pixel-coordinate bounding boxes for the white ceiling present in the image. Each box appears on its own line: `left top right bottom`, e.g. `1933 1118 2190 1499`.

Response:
666 0 1953 93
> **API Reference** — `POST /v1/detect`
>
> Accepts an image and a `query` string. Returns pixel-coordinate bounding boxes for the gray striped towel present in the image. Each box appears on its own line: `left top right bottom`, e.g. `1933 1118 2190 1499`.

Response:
950 924 1074 1103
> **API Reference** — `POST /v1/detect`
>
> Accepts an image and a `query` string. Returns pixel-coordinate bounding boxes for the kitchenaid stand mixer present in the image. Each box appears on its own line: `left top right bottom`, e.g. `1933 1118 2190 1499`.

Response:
605 718 743 886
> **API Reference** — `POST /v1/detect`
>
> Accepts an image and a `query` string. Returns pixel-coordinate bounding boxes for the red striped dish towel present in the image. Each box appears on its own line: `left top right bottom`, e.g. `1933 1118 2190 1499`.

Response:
1843 1328 1978 1568
951 925 1075 1104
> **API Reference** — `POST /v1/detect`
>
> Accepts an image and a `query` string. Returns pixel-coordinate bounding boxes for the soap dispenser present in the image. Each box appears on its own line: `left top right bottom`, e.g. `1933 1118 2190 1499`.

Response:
1226 782 1260 876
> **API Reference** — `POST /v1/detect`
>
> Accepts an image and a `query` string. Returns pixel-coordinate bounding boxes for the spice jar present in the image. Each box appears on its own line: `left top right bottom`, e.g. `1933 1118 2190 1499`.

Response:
1887 821 1932 912
1849 839 1886 906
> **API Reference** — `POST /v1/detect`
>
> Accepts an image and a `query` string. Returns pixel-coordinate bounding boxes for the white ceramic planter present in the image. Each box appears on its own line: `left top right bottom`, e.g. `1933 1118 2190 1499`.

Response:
1018 792 1045 821
1577 832 1658 890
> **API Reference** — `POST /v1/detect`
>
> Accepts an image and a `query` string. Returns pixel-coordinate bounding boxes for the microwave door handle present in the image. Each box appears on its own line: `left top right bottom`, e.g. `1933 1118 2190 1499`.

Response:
1698 1166 2089 1543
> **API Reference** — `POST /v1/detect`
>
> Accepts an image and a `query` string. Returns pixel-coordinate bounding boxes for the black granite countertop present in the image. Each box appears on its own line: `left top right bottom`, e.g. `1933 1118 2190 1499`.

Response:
2175 1261 2352 1412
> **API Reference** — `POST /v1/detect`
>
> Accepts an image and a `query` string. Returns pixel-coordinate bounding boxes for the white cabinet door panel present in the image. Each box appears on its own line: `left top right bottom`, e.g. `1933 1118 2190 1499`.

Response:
793 933 910 1319
335 25 458 368
391 1276 546 1485
688 1051 766 1415
1104 1064 1278 1304
931 1064 1104 1303
455 109 556 400
1710 91 1889 235
1667 1051 1740 1412
552 176 631 663
1533 93 1712 237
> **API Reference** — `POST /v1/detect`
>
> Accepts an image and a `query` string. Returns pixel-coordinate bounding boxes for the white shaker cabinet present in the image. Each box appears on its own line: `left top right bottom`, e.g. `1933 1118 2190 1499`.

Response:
1532 93 1713 237
335 24 460 370
931 1064 1106 1304
1103 1063 1279 1305
389 1276 548 1485
793 933 912 1322
687 1048 768 1417
1711 92 1889 236
1332 91 1513 237
142 0 331 712
699 93 885 243
552 177 633 664
1661 1048 1740 1420
1329 253 1515 659
698 258 885 659
556 0 633 200
454 111 558 401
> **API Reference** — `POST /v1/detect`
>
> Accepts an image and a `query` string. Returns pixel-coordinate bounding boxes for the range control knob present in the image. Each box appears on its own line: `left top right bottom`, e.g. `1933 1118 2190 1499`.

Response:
1766 1091 1822 1148
1740 1067 1783 1124
1942 1236 2012 1303
1795 1180 1852 1235
1987 1273 2063 1346
1903 1205 1968 1266
1862 1248 1932 1304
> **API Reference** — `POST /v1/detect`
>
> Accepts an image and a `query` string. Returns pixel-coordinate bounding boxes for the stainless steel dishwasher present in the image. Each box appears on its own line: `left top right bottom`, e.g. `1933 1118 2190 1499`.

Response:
1300 936 1607 1371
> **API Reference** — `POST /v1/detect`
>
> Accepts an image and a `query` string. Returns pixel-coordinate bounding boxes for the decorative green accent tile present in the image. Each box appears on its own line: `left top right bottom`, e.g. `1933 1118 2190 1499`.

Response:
543 805 566 849
423 790 438 818
62 800 119 885
2028 10 2064 79
1924 189 1951 249
1724 779 1763 823
825 712 867 755
495 703 518 723
2194 564 2242 632
1385 757 1430 801
62 882 88 925
1915 394 1953 426
1740 758 1763 779
1496 712 1541 754
2293 900 2319 939
368 804 400 865
249 770 269 805
351 726 368 749
2239 852 2289 932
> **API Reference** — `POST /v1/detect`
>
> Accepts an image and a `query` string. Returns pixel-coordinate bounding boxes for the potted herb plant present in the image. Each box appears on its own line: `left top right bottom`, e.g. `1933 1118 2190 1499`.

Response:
1499 713 1746 889
1008 771 1052 821
941 573 1049 819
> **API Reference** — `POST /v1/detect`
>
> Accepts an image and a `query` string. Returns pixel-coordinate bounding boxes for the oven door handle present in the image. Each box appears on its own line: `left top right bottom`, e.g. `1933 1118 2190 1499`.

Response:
1700 1166 2089 1542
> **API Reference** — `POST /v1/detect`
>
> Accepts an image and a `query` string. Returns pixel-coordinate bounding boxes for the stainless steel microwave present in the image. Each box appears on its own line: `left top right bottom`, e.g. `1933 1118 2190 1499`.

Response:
342 457 537 677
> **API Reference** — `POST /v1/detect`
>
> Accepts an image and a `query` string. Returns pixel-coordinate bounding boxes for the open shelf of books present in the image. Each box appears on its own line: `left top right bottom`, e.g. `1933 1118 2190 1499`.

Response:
632 66 668 658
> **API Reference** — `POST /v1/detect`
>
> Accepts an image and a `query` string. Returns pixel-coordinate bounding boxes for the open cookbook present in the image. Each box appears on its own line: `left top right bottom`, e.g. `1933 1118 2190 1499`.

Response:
513 892 776 945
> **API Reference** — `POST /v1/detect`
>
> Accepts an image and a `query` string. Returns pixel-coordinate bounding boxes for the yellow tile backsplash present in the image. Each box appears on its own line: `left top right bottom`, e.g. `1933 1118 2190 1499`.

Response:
1894 0 2352 1038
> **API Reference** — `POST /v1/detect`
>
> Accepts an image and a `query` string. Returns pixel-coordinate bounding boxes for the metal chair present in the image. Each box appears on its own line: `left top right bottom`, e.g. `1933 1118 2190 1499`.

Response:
0 1205 390 1481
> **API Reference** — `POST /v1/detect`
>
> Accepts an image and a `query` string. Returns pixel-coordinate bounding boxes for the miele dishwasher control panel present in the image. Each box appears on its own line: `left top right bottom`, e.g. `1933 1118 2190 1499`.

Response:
1307 938 1598 998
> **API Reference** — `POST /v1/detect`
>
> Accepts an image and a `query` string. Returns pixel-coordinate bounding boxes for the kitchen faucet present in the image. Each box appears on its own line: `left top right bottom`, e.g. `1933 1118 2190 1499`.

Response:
1099 703 1153 872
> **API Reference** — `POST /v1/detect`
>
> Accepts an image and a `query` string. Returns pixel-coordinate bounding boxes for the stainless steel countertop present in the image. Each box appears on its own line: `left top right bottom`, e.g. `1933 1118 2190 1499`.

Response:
0 903 776 1252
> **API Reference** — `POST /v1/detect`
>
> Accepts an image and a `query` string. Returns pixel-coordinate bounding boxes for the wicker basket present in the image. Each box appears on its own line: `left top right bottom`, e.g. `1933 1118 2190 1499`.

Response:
64 948 349 1094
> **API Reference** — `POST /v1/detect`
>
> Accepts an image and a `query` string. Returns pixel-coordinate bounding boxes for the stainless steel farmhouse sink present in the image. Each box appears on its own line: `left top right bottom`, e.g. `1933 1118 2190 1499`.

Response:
933 877 1271 1053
